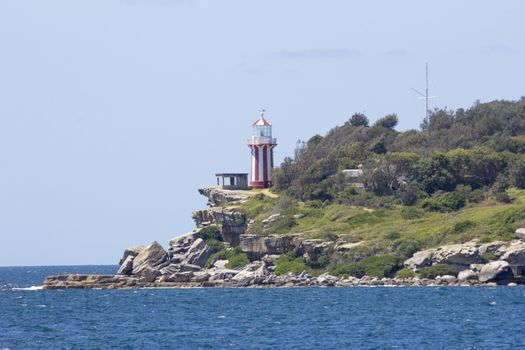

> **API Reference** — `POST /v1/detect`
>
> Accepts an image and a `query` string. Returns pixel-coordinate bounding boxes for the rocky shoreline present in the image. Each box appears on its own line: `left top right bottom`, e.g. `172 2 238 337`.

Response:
43 187 525 289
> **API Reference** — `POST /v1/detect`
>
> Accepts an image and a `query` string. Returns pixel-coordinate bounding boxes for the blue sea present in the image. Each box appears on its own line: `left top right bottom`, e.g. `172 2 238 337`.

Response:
1 266 525 349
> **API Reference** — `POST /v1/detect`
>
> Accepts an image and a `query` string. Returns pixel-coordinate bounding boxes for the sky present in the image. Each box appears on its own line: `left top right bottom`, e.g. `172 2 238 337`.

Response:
0 0 524 266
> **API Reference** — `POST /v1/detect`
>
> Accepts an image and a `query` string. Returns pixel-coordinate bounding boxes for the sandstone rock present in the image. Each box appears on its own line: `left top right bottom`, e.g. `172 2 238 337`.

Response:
498 240 525 265
208 267 238 281
117 255 135 276
457 269 478 282
192 207 246 245
231 261 268 283
469 264 485 273
431 242 481 269
479 260 513 284
183 238 212 267
437 275 457 284
335 241 365 253
132 241 169 276
192 271 210 282
143 267 161 283
404 242 482 272
213 259 228 269
168 230 201 256
167 271 194 283
239 234 300 260
198 187 252 206
316 273 339 286
515 228 525 241
118 246 145 265
478 241 505 256
404 249 434 270
160 263 202 276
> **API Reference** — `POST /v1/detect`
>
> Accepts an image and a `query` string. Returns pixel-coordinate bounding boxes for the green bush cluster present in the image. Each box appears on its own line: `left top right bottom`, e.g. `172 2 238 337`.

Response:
274 253 307 275
205 247 249 269
396 268 416 278
421 192 467 212
328 254 401 278
417 264 456 278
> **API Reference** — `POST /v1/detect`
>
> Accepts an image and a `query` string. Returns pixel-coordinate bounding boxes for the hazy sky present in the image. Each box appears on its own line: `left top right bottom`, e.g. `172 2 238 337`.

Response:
1 0 524 266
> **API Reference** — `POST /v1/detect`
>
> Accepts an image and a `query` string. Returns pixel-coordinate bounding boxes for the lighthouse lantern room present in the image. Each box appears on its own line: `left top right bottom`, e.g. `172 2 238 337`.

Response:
247 111 277 188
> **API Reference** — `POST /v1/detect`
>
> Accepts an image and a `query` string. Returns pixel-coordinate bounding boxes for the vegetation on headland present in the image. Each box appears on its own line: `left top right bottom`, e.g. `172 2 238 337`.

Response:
229 98 525 277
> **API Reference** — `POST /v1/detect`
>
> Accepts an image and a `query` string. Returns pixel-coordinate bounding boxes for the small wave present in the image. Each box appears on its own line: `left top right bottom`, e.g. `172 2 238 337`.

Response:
12 285 43 291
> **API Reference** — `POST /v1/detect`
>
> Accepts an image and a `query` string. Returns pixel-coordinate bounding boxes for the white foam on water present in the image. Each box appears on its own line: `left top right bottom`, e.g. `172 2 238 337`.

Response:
12 285 43 291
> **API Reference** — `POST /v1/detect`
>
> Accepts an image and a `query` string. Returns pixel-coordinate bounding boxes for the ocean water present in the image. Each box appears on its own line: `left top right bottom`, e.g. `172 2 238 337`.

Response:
1 266 525 349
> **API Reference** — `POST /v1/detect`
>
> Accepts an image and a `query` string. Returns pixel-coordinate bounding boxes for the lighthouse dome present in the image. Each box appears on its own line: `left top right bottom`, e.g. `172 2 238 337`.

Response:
252 112 272 138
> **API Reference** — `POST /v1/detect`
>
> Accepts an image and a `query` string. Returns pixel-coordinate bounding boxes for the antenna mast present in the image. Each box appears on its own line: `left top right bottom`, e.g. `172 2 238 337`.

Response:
411 63 436 147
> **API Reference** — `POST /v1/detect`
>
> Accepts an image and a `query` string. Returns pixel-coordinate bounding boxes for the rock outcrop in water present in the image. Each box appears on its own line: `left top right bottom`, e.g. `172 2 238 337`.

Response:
43 187 525 289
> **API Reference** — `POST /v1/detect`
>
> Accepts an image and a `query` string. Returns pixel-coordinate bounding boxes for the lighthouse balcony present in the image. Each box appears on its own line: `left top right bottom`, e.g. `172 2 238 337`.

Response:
247 136 277 146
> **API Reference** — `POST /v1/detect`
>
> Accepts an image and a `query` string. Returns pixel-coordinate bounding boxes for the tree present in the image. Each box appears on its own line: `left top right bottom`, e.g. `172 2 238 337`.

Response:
349 113 369 127
374 113 398 130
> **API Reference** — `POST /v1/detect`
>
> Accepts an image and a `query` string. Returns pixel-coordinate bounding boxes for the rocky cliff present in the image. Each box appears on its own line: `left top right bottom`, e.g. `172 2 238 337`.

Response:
43 186 525 289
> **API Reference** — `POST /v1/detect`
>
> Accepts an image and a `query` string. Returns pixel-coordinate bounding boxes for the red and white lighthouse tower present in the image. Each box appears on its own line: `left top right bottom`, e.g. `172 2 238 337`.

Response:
248 111 277 188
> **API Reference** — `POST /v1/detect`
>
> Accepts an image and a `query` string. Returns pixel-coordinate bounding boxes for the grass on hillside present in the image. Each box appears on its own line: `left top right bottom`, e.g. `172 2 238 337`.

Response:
236 188 525 259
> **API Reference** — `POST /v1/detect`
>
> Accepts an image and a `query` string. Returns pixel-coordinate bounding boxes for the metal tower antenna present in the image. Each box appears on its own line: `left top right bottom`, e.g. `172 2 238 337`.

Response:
411 63 436 139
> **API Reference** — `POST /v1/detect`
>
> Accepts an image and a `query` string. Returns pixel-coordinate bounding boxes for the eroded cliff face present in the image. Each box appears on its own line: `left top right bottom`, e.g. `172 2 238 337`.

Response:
192 207 246 245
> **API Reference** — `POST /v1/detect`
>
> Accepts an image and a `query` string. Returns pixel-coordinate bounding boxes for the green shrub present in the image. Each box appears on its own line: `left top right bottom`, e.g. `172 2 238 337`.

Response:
467 189 485 203
396 268 416 278
205 247 249 269
385 231 401 240
274 253 307 275
452 220 475 234
495 192 512 203
481 252 497 263
199 225 221 242
329 254 401 278
205 239 225 254
418 264 456 278
439 192 467 211
226 248 250 269
400 207 423 220
422 192 466 212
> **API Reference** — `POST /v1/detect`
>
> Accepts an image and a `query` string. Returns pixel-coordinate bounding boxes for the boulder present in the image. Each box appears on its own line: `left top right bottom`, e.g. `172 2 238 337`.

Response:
183 238 212 267
143 267 161 283
431 242 482 270
239 234 300 260
498 241 525 265
437 275 457 284
117 255 135 276
160 263 202 276
231 262 269 283
404 249 434 270
213 259 229 269
515 228 525 241
168 230 201 255
404 242 482 272
457 269 478 282
335 241 365 253
316 273 339 286
118 246 145 265
192 271 210 282
132 241 169 276
478 241 505 256
167 271 194 283
478 261 514 284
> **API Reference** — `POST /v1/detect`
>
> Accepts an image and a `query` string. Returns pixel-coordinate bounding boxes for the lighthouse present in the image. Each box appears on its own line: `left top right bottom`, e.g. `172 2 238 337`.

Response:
247 111 277 188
